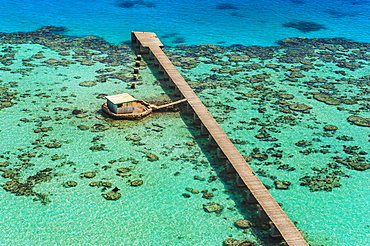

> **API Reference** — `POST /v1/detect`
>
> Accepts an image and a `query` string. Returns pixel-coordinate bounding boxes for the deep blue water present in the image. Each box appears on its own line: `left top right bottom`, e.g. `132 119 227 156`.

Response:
1 0 369 46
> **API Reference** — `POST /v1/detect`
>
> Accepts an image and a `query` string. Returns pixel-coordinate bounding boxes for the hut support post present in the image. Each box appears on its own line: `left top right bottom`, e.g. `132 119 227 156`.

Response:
174 86 182 97
154 57 159 65
200 124 209 135
186 104 193 115
243 189 257 204
208 135 217 147
164 71 169 80
236 174 246 188
193 113 200 125
226 160 236 173
270 223 282 238
257 206 270 222
168 79 175 88
217 148 226 159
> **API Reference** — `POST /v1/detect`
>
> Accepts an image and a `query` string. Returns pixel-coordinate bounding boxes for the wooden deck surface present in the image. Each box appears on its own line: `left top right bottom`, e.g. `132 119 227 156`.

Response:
152 98 188 110
132 31 309 246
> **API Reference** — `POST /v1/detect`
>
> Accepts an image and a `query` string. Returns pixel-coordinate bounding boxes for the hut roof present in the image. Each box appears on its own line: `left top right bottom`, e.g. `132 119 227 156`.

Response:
105 93 137 105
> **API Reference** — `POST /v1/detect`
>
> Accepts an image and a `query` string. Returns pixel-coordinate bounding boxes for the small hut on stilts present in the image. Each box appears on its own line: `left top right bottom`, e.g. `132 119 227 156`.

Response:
102 93 152 119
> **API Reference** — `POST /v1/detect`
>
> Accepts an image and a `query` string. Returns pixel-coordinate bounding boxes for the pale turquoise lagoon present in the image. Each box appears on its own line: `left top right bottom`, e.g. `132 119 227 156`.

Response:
0 39 260 245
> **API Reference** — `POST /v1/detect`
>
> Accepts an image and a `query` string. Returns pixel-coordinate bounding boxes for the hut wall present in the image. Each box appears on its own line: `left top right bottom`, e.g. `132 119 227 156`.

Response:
107 101 118 113
117 106 134 114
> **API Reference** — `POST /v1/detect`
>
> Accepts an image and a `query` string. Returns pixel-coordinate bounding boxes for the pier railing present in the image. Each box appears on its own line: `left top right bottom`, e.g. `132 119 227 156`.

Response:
131 31 308 246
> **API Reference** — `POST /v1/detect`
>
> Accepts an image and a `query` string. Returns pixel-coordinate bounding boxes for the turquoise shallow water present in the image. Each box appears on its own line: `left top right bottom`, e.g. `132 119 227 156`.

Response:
0 0 369 245
166 40 370 245
0 41 256 245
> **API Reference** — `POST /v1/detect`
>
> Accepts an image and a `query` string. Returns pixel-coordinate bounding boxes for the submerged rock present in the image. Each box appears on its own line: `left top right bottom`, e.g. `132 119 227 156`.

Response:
194 175 206 181
4 180 34 196
45 142 62 148
43 58 59 65
223 238 255 246
278 93 294 100
185 187 200 194
299 175 341 191
336 135 353 141
75 113 87 118
2 171 15 178
90 181 112 187
0 162 9 167
63 181 77 187
282 21 327 33
347 115 370 127
130 179 143 186
295 140 312 147
223 238 240 246
202 191 214 199
278 164 295 171
238 241 255 246
89 144 109 151
234 219 253 229
89 181 100 187
3 168 55 204
92 124 110 131
72 109 84 115
79 81 97 87
228 54 250 62
32 53 45 59
182 193 191 198
312 92 341 105
125 134 142 141
146 152 159 161
117 167 131 173
77 125 90 130
102 182 112 187
251 153 269 161
288 103 311 111
203 202 224 213
103 191 121 200
274 180 291 190
82 171 96 178
324 125 338 131
336 156 370 171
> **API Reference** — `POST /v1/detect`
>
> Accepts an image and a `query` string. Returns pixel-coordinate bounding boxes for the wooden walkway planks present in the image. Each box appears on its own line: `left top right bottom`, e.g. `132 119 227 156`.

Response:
132 31 309 246
152 98 188 110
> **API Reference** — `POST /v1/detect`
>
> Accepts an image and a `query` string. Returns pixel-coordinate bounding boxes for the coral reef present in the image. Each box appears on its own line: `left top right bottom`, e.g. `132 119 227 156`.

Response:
336 156 370 171
299 175 342 192
2 168 56 204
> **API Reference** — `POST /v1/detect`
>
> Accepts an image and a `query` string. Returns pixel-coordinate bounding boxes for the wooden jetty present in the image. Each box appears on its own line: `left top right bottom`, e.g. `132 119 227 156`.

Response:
131 31 309 246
